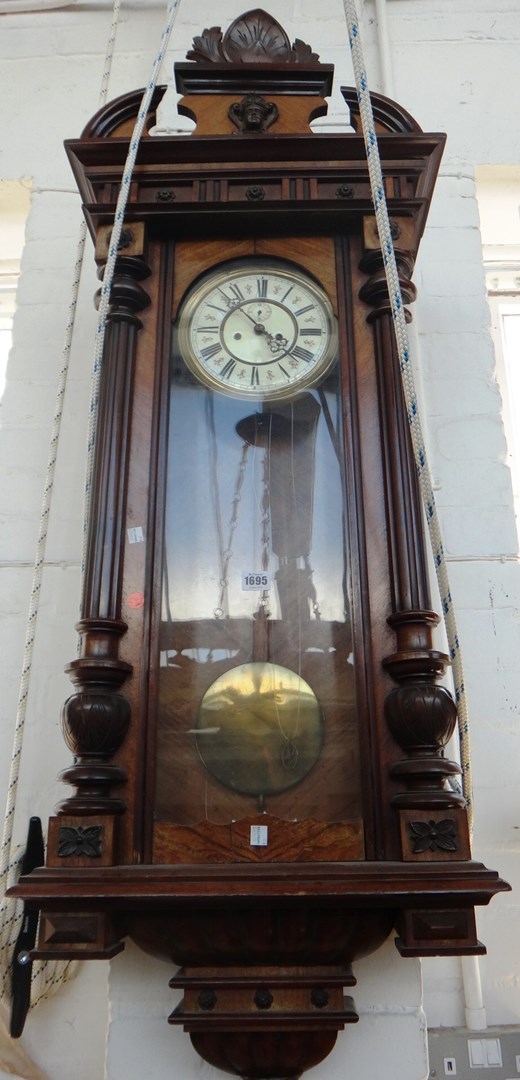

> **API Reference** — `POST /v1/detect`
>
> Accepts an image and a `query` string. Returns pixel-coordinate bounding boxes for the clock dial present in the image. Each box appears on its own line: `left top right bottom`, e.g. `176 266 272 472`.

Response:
177 259 337 400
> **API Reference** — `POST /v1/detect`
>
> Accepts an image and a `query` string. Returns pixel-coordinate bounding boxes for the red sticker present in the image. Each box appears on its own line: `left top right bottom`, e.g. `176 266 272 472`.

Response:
128 592 144 609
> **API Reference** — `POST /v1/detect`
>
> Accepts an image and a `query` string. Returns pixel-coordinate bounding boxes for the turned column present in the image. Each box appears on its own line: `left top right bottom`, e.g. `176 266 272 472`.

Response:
57 224 150 827
358 217 465 842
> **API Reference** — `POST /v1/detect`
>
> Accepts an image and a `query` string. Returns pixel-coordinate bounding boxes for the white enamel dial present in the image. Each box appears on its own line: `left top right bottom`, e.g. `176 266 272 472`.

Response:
177 259 337 400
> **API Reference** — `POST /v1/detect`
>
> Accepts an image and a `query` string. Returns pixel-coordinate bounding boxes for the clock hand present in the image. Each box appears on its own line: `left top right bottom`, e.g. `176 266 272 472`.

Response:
236 306 266 332
233 305 291 353
265 332 289 353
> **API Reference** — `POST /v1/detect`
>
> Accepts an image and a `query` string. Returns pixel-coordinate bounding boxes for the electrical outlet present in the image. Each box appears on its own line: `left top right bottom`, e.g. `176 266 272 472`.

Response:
468 1038 503 1068
430 1026 520 1080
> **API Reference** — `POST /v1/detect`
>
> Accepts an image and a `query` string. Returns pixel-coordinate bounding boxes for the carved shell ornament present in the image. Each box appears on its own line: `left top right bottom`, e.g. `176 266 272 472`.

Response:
186 8 320 65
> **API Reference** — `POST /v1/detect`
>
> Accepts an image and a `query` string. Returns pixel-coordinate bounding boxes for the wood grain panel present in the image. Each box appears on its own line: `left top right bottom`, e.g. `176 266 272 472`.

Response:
178 95 327 136
172 239 254 316
172 236 336 317
153 816 364 864
257 236 337 314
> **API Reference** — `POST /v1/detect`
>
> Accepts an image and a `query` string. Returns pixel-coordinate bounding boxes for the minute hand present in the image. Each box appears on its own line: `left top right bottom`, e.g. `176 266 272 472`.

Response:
236 307 289 352
237 307 267 334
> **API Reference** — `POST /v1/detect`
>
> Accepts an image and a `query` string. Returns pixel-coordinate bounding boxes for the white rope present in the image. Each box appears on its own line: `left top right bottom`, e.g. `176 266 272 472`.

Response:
1 0 183 1018
342 0 473 828
81 0 183 583
24 0 181 1008
0 0 123 1013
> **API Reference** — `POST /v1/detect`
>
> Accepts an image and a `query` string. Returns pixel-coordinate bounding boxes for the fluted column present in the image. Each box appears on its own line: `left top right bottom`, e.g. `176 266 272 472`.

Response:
57 224 150 823
359 218 464 824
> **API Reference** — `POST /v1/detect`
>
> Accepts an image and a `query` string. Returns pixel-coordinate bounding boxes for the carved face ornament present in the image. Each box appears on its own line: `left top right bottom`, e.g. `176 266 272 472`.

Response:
229 93 279 133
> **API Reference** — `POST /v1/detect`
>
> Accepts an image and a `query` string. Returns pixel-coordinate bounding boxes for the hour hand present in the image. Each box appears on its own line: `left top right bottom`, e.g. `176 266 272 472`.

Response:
265 332 289 353
235 306 288 352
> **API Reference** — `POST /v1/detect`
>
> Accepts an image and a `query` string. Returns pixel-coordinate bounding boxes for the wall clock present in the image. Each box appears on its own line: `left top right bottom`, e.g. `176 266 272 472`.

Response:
12 10 507 1080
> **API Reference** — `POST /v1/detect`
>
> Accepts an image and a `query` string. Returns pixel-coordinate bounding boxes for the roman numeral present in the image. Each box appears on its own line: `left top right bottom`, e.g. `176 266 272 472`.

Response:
294 304 314 317
299 327 321 335
228 283 245 301
291 346 314 363
278 363 290 380
200 343 222 360
195 327 219 333
281 285 294 302
221 359 236 379
206 303 228 314
250 366 260 386
257 278 268 297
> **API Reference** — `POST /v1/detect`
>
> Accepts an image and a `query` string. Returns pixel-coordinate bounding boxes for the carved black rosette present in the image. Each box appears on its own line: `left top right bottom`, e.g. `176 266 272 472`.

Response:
58 824 104 858
408 818 457 854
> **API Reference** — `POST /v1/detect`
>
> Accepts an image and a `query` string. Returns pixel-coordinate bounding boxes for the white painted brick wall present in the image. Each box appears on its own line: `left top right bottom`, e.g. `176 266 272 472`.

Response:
1 0 519 1076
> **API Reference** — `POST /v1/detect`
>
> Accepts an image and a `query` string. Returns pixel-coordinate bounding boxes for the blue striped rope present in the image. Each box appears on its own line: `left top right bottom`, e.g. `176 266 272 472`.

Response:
343 0 472 824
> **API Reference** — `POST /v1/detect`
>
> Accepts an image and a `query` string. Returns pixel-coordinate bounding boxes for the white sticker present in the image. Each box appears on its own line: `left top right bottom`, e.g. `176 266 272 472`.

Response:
250 825 268 847
127 526 144 544
242 571 273 591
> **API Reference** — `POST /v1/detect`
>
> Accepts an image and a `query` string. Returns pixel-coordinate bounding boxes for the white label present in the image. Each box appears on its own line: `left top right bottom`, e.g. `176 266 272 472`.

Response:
242 571 273 591
250 825 268 847
127 526 144 544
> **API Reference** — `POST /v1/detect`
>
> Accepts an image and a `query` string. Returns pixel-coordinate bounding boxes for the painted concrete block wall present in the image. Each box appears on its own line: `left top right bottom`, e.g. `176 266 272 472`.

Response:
385 0 520 1033
1 0 519 1076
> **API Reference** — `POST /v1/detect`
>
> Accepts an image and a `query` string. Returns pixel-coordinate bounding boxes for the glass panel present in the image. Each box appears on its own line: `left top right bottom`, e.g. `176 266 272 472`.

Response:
154 356 361 829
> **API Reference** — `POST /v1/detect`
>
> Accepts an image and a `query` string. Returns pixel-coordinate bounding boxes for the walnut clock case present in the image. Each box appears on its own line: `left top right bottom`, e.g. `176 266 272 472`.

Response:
12 10 508 1079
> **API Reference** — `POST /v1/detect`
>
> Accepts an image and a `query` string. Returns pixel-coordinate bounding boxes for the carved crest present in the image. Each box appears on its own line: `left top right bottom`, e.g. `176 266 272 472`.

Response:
187 9 320 65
